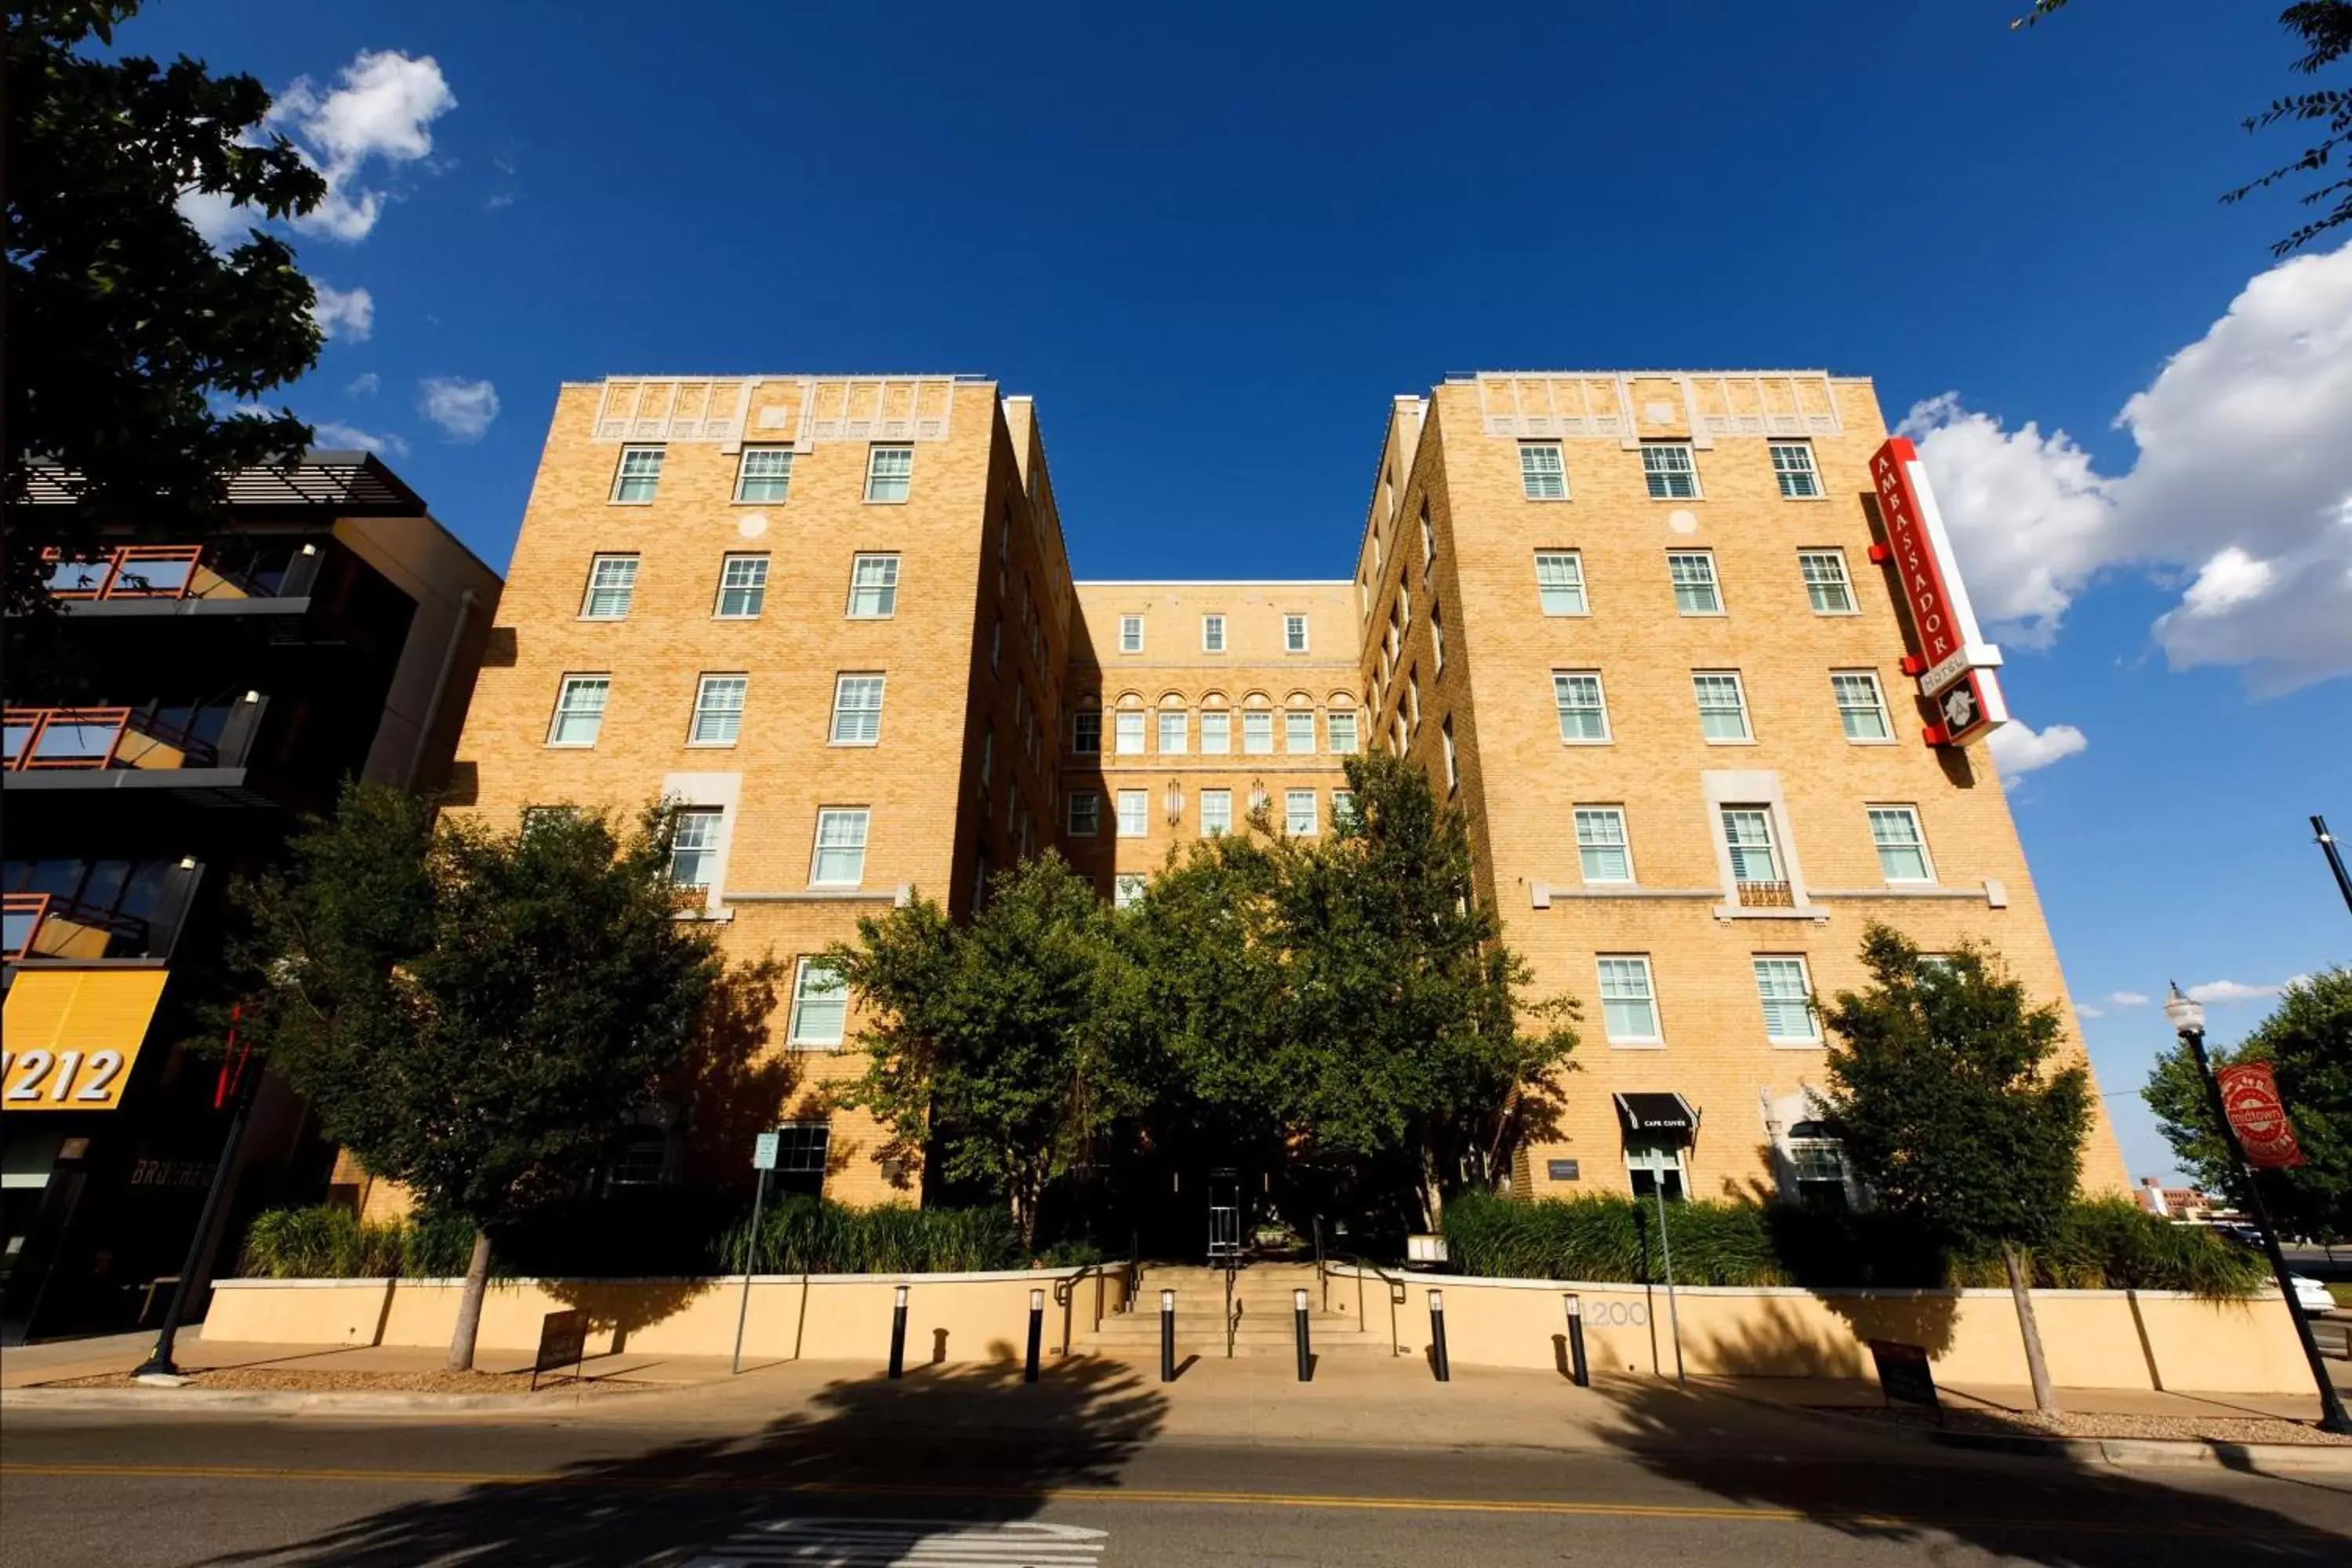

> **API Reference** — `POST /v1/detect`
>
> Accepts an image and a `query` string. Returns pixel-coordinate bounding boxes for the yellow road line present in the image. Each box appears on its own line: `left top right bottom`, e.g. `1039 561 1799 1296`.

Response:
0 1462 2329 1538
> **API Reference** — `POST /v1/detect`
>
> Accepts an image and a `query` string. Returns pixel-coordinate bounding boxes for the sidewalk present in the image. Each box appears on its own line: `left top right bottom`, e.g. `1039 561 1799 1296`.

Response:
0 1330 741 1394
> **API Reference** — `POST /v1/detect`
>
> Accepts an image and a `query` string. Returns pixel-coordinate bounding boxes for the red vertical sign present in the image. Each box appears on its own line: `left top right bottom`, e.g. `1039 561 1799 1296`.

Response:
1870 437 1965 673
2216 1062 2306 1169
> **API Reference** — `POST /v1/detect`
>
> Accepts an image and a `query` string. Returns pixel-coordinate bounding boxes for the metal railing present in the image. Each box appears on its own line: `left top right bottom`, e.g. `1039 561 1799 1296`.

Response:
1737 879 1795 909
1051 1255 1139 1356
1316 1251 1410 1356
3 706 221 771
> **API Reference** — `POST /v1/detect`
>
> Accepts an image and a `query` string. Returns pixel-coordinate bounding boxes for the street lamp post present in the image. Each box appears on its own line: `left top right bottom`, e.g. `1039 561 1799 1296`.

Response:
2165 983 2351 1435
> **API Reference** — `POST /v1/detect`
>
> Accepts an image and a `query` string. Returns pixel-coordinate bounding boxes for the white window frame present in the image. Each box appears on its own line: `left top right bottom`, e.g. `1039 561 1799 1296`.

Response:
1200 789 1232 838
669 805 725 890
548 674 610 747
1159 708 1189 754
1432 602 1446 673
810 808 870 887
1441 717 1458 792
1754 956 1820 1044
1072 710 1102 755
1068 791 1101 837
1201 614 1228 653
715 554 769 619
1868 805 1935 884
1114 873 1147 909
1552 670 1610 744
735 446 794 503
581 554 640 619
1597 955 1661 1045
1285 709 1315 755
1116 789 1149 838
1327 710 1359 754
1119 614 1144 654
1641 442 1700 501
1668 551 1723 615
1799 549 1858 615
787 957 848 1048
1535 550 1588 616
1331 789 1356 829
1520 441 1569 501
1770 442 1823 501
1242 710 1273 755
1200 710 1232 754
1693 670 1752 743
1832 670 1893 743
1114 710 1145 755
847 554 900 619
864 443 913 503
829 673 885 746
690 673 749 747
1721 806 1783 885
1285 789 1319 836
1284 613 1309 653
1574 806 1633 884
611 446 664 504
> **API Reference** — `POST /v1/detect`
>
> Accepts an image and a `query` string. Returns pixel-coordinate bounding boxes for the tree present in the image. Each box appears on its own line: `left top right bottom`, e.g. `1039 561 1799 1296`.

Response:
231 787 725 1370
2020 2 2352 254
2145 967 2352 1242
5 2 327 612
1818 924 2092 1412
827 853 1128 1248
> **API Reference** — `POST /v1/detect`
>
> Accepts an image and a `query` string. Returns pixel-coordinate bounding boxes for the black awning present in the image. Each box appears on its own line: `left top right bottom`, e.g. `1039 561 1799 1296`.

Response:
1614 1092 1699 1142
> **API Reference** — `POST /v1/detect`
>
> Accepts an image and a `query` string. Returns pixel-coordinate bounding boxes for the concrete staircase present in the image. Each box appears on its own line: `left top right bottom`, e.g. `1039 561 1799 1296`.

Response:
1069 1262 1406 1362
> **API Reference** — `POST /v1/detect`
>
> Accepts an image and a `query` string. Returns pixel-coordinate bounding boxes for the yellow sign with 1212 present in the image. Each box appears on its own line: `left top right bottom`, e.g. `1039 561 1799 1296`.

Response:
2 968 168 1111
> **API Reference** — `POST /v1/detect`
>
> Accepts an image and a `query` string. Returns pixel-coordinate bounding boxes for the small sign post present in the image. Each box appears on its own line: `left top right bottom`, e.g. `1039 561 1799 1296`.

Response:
731 1131 779 1375
1867 1338 1940 1417
531 1308 589 1393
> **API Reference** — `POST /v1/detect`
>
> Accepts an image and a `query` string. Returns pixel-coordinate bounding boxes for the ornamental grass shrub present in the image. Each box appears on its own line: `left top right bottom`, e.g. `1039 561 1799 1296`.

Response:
722 1197 1025 1275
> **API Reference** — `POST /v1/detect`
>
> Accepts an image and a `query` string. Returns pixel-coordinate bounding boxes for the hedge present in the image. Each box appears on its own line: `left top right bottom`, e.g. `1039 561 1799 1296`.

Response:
237 1205 476 1279
1442 1192 2267 1298
720 1196 1025 1275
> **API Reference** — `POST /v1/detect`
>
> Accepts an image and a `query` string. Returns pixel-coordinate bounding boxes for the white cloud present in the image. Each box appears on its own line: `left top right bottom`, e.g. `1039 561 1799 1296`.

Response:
1985 719 2088 777
2108 990 2152 1008
310 282 374 342
417 376 499 441
178 187 254 248
311 419 408 458
2076 1004 2106 1018
2186 977 2305 1004
274 51 457 242
1904 241 2352 693
345 372 380 398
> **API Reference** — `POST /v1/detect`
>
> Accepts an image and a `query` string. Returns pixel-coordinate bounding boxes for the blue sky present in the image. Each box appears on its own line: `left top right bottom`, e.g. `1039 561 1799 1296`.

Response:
134 1 2350 1182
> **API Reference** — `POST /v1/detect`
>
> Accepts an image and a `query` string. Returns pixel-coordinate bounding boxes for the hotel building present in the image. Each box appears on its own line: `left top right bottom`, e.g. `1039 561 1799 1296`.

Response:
448 370 2126 1219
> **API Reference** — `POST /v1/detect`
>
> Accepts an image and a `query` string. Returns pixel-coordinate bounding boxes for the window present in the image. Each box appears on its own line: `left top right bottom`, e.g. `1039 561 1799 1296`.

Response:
1693 672 1751 741
1073 710 1102 754
1242 710 1272 754
1754 957 1819 1044
1868 806 1933 882
829 674 884 745
1114 710 1145 754
1802 554 1857 619
1114 873 1147 909
980 728 994 789
1535 551 1587 615
612 446 664 503
1770 443 1821 499
1420 505 1436 573
691 675 748 746
811 808 869 886
1598 956 1660 1043
864 444 913 503
1441 717 1457 791
1628 1145 1686 1203
549 676 609 746
655 806 720 891
989 613 1002 677
1068 792 1100 837
1574 807 1632 884
1520 442 1569 500
1786 1122 1848 1212
716 554 769 619
735 447 794 503
1552 672 1610 742
847 554 899 618
1285 614 1309 653
1199 710 1231 753
1116 789 1149 838
1327 710 1358 754
1406 669 1421 734
1431 603 1445 673
1119 615 1144 653
788 959 848 1047
1641 442 1699 500
1285 710 1315 754
1202 614 1227 653
582 554 639 619
1832 672 1892 742
1200 789 1232 837
1330 789 1356 828
1721 807 1781 884
1668 552 1722 615
1286 789 1318 836
771 1118 830 1187
1159 708 1188 753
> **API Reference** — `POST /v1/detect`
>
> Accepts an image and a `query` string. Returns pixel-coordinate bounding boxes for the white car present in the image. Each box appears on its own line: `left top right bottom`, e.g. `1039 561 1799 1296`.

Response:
2290 1274 2336 1316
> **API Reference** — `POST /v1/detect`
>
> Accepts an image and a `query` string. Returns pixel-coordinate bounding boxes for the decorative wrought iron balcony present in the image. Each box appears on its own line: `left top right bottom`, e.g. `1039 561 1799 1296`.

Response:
1736 879 1795 909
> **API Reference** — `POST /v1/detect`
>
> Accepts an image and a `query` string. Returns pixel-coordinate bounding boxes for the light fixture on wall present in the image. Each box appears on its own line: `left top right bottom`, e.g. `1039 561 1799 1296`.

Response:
1163 779 1185 825
1248 779 1269 816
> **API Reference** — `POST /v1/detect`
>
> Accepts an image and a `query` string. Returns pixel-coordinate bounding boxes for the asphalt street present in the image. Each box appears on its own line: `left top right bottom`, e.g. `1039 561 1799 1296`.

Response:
4 1404 2349 1568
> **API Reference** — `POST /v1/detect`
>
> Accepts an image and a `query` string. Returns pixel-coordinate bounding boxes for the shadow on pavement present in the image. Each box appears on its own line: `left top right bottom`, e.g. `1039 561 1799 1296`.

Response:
195 1358 1163 1567
1593 1374 2350 1566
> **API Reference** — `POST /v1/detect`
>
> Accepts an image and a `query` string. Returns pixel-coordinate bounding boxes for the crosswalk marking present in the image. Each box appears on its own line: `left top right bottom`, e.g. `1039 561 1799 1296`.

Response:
687 1517 1109 1566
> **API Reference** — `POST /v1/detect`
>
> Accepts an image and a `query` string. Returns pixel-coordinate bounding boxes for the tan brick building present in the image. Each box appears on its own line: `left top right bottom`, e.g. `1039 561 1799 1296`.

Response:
451 368 2125 1214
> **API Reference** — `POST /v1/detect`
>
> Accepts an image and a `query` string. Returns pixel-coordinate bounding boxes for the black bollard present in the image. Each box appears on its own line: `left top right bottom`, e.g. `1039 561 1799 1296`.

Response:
1564 1293 1590 1388
887 1283 909 1378
1294 1287 1312 1382
1428 1289 1450 1382
1025 1287 1044 1383
1160 1288 1177 1382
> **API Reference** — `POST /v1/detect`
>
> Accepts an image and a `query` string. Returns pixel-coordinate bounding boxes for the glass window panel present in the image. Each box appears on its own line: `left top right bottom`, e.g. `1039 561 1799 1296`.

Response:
584 555 639 619
830 675 884 744
551 677 609 746
1668 552 1721 614
1693 673 1750 740
1535 551 1587 615
1800 550 1856 613
1754 957 1818 1041
1285 789 1317 836
1834 673 1890 740
670 807 724 888
1641 444 1697 499
1116 790 1149 837
736 448 794 503
692 676 748 745
1771 444 1821 499
1598 956 1658 1041
1553 673 1608 742
789 960 848 1046
718 555 769 618
1073 710 1102 753
811 809 869 885
1115 711 1145 754
1285 710 1315 753
1114 874 1147 909
614 447 664 503
1575 807 1631 883
1326 711 1357 754
1159 710 1187 753
1520 442 1568 500
1200 711 1231 753
864 445 913 502
1870 807 1932 882
1200 789 1232 837
1242 712 1272 754
848 554 899 617
1285 614 1309 652
1068 793 1100 836
1722 808 1780 882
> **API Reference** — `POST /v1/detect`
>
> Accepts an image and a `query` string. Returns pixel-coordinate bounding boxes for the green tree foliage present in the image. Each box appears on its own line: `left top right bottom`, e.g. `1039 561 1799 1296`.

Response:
1818 923 2092 1409
2145 967 2352 1242
2021 2 2352 254
230 786 727 1367
6 2 331 612
827 854 1127 1247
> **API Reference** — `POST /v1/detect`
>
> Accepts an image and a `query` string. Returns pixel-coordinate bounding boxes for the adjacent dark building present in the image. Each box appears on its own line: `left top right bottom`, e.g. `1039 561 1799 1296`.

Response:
2 452 500 1342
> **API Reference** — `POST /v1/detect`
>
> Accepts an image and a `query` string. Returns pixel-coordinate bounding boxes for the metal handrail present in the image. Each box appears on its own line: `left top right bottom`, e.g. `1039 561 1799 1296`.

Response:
1051 1255 1138 1356
1319 1254 1409 1356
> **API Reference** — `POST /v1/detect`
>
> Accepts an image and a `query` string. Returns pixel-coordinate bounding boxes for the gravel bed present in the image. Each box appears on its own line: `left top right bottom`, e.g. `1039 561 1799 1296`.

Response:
1815 1403 2352 1446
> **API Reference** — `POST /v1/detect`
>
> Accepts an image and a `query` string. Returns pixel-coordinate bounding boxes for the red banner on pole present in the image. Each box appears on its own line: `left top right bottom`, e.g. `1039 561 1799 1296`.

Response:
2216 1062 2306 1169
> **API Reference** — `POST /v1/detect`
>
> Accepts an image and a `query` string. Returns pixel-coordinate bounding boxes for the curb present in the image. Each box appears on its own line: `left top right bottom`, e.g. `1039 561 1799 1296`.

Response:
0 1385 608 1415
1755 1397 2352 1474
